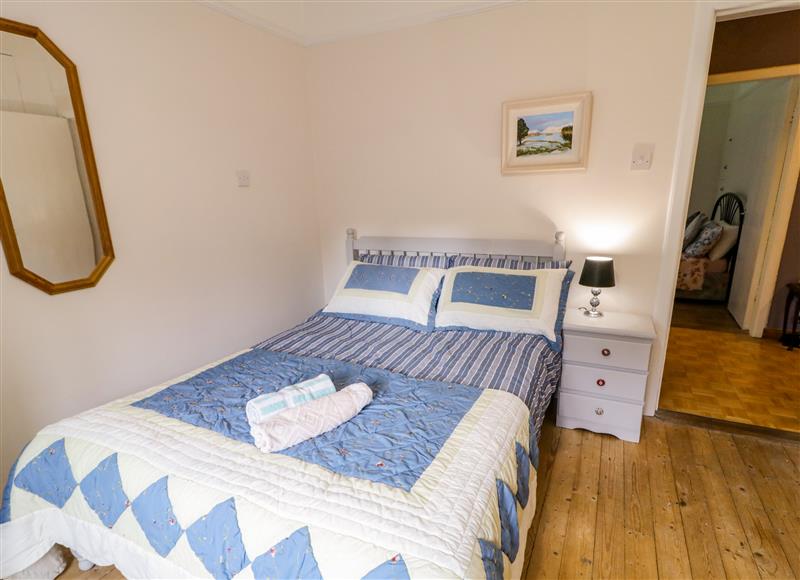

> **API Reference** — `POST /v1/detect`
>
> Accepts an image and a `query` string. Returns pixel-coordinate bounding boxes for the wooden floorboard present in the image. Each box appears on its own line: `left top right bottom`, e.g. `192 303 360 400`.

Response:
622 422 659 580
523 416 799 579
57 416 800 580
666 424 726 578
709 431 795 579
592 435 624 579
646 420 693 579
527 428 582 579
687 427 761 579
558 431 601 579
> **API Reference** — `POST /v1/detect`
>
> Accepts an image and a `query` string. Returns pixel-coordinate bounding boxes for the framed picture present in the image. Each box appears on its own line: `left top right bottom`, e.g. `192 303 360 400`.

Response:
501 92 592 174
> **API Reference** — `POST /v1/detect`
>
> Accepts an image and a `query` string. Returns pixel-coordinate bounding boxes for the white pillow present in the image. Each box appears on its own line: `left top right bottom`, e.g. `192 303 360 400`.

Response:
435 266 572 344
707 221 739 261
323 261 444 330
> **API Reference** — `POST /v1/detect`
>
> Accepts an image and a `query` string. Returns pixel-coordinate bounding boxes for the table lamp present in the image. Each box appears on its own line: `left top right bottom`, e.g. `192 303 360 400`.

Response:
579 256 615 317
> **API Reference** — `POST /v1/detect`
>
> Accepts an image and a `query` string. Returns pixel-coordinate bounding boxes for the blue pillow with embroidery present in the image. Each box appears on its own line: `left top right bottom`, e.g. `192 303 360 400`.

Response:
435 265 573 347
323 262 444 331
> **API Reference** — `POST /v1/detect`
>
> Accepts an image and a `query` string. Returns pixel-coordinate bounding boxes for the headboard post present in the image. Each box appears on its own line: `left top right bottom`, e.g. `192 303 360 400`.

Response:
346 228 358 262
554 231 566 261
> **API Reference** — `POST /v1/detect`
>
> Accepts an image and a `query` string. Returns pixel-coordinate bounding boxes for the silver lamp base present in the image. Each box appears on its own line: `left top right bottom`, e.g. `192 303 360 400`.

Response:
581 288 604 317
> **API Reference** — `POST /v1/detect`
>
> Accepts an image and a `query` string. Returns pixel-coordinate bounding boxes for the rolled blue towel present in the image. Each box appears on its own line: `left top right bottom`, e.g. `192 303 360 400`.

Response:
246 374 336 425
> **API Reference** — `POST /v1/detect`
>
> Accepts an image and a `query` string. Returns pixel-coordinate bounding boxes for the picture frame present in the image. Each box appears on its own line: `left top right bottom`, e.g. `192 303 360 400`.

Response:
501 92 593 174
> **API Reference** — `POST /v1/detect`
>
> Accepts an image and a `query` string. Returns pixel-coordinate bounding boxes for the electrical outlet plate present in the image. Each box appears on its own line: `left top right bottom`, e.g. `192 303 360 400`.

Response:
631 143 654 170
236 170 250 187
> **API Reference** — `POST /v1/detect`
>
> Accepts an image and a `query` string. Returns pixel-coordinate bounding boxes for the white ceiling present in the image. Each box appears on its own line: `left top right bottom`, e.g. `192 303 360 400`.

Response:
200 1 516 45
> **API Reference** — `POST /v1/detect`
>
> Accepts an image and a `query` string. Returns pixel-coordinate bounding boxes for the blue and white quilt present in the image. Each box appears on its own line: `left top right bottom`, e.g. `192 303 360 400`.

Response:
1 349 539 579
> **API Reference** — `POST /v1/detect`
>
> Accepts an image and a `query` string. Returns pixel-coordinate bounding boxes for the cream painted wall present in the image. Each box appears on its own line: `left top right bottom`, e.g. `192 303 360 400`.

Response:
307 2 695 319
0 2 323 478
0 0 709 480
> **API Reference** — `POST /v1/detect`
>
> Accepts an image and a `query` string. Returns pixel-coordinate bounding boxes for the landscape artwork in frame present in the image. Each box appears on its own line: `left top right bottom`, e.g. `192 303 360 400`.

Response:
502 92 592 173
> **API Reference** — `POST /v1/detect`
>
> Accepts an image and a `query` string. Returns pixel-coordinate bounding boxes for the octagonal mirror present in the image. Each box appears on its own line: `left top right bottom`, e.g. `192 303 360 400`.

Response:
0 17 113 294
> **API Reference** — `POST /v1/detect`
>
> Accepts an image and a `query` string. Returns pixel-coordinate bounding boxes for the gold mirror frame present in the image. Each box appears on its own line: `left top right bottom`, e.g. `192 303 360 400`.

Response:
0 17 113 294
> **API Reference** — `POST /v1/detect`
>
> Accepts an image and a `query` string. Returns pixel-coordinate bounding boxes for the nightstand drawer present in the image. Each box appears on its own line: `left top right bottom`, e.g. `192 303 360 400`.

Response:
558 391 642 430
562 363 647 402
563 333 651 372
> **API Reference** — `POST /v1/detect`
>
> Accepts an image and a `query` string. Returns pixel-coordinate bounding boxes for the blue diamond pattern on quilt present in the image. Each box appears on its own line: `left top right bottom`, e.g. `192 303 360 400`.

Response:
186 498 249 579
1 450 23 523
362 554 411 579
131 476 183 557
478 539 504 580
496 479 519 562
80 453 129 528
14 439 77 508
251 527 322 580
515 442 530 509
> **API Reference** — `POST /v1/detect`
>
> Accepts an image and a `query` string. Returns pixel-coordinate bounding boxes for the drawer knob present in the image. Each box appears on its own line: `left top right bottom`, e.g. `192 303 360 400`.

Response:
601 348 611 357
596 379 606 387
595 408 605 416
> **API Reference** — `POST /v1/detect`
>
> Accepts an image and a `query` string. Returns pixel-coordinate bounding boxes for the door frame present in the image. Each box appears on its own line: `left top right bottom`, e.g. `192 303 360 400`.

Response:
708 66 800 334
645 0 799 415
748 92 800 337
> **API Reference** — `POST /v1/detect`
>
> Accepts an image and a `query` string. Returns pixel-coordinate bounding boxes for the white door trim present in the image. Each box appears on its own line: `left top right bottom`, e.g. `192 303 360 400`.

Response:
645 0 796 416
749 95 800 337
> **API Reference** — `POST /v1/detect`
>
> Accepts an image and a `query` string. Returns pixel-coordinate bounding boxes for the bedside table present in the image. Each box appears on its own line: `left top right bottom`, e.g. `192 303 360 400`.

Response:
557 309 656 443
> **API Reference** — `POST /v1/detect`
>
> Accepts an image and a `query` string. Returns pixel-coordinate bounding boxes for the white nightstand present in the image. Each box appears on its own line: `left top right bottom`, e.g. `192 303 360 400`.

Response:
557 309 656 443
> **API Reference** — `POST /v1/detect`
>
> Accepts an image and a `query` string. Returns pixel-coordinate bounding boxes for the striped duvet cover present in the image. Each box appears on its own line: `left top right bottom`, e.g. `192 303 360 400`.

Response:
258 313 562 462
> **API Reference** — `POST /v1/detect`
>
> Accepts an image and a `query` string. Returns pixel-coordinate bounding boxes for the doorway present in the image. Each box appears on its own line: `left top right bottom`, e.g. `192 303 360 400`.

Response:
658 10 800 432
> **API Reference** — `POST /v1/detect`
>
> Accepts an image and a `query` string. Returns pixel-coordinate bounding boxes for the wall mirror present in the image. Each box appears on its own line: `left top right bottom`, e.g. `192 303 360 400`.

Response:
0 17 113 294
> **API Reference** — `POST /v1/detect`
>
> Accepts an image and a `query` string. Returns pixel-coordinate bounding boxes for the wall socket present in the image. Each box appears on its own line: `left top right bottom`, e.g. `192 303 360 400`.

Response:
631 143 654 170
236 170 250 187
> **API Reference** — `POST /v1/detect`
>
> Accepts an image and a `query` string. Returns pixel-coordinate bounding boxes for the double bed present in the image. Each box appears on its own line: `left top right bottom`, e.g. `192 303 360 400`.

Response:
1 231 570 579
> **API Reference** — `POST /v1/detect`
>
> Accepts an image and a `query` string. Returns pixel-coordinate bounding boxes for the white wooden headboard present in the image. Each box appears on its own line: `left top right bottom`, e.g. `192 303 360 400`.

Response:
345 228 566 263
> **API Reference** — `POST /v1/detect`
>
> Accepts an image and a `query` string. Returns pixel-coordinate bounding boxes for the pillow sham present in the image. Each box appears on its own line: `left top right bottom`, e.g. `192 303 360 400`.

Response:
707 221 739 261
684 221 723 258
358 253 449 268
435 265 573 347
683 211 707 249
322 262 444 331
449 255 572 269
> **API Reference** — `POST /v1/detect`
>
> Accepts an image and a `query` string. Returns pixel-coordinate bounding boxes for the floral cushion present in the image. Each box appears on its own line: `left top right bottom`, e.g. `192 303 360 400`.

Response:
676 257 707 291
683 221 723 258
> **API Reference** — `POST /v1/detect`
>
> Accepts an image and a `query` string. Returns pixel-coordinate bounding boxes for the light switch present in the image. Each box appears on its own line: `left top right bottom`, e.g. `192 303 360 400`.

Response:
631 143 654 170
236 170 250 188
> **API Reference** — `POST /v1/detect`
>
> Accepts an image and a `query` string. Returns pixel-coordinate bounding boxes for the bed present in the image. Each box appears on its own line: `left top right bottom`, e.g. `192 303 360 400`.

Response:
675 193 745 303
1 230 570 580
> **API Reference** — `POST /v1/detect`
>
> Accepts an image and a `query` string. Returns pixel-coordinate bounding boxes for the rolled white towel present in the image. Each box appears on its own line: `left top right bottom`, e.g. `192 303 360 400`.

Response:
250 382 373 453
246 374 336 425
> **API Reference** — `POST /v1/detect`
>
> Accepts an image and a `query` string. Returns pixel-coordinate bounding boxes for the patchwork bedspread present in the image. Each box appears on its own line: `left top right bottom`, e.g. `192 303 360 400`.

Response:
1 350 536 579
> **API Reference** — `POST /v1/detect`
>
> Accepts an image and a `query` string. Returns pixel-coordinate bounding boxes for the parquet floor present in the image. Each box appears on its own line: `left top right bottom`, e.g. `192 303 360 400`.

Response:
660 325 800 433
57 417 800 580
523 417 800 579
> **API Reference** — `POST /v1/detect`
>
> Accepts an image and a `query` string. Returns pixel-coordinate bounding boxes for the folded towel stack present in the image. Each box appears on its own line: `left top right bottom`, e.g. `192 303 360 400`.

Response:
245 373 336 425
247 376 373 453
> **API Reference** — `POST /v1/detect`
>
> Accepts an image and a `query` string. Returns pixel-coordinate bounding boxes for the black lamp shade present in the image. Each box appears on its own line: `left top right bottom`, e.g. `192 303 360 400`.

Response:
579 257 615 288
